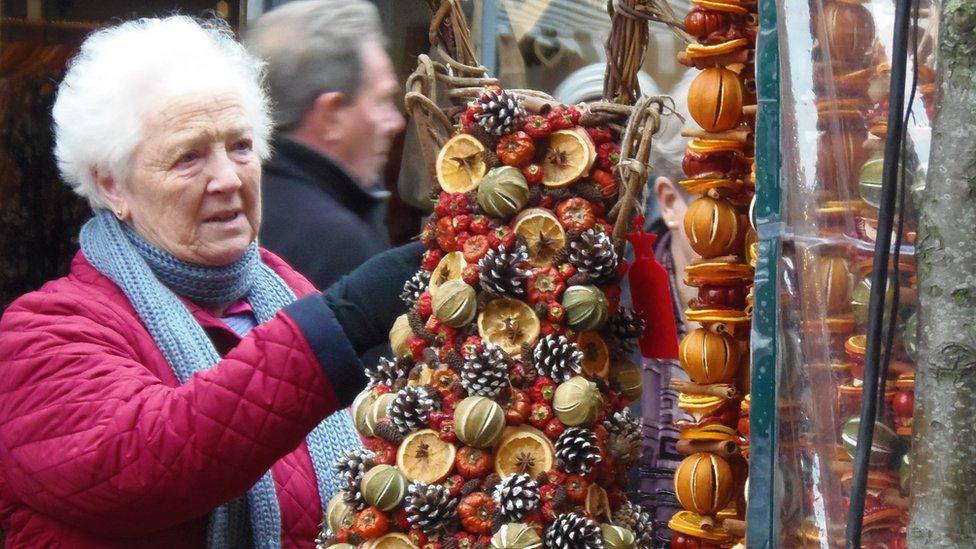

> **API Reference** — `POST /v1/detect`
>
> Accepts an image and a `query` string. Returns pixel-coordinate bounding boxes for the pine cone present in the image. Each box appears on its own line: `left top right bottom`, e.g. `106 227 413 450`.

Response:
482 473 502 493
388 386 439 435
460 478 483 497
569 228 620 284
533 335 583 383
366 356 409 389
374 418 406 445
605 308 645 341
342 486 367 512
314 526 334 549
468 124 501 151
333 448 375 485
461 343 511 398
401 269 431 306
613 502 654 548
478 242 530 298
555 427 602 475
405 482 459 535
544 512 603 549
334 448 375 512
605 409 643 465
571 181 608 205
492 473 540 522
473 88 525 137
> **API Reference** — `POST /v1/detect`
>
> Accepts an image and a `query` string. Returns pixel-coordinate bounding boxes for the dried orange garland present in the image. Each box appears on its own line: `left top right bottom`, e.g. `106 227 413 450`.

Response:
667 0 758 546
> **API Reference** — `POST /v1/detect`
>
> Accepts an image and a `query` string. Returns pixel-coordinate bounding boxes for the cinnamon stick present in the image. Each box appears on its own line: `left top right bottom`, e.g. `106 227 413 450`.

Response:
681 127 753 144
669 380 740 399
676 439 740 458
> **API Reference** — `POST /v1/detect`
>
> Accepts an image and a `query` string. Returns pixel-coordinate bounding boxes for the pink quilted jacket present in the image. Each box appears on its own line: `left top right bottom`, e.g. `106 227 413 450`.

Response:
0 250 364 548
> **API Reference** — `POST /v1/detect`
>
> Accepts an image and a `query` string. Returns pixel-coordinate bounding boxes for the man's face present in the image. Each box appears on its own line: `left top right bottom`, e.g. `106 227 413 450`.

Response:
330 41 405 186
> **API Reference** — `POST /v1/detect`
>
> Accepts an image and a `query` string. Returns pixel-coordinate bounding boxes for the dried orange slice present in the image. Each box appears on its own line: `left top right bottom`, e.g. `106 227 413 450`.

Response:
436 134 487 193
365 532 419 549
396 429 457 484
585 484 612 522
577 331 610 379
494 426 555 478
477 298 541 356
428 251 466 294
512 208 567 266
541 129 596 188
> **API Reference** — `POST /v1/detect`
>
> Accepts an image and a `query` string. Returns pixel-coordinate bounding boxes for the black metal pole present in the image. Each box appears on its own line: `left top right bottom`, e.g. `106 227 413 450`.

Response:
845 0 914 546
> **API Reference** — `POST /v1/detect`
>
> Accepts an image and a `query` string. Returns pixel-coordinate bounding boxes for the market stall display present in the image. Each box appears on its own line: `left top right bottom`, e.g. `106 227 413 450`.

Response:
315 1 684 547
665 0 758 545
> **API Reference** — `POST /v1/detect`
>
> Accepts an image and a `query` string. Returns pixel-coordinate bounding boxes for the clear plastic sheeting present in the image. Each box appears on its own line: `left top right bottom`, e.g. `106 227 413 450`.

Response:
768 1 937 546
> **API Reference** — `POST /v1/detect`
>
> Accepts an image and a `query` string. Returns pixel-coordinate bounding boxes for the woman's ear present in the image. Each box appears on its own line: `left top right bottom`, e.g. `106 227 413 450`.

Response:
655 176 684 229
92 167 128 220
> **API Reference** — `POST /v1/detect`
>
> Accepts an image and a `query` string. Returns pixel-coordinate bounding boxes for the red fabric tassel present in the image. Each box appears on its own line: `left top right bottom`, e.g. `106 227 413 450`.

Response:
626 216 680 359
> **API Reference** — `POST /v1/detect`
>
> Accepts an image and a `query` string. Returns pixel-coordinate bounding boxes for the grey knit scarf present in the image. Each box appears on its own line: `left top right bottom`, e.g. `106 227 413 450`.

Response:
79 209 360 548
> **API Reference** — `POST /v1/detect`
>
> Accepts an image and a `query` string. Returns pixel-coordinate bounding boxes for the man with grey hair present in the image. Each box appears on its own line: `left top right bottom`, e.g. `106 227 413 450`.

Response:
245 0 405 292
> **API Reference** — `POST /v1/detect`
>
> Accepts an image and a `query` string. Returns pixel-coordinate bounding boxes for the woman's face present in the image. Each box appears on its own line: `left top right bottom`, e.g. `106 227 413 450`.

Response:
114 93 261 266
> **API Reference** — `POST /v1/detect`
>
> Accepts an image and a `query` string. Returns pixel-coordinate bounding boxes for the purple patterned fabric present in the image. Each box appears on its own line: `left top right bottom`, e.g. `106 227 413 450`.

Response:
631 230 691 546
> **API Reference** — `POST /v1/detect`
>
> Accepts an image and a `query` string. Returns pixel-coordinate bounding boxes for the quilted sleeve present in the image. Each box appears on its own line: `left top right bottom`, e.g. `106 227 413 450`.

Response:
0 289 363 537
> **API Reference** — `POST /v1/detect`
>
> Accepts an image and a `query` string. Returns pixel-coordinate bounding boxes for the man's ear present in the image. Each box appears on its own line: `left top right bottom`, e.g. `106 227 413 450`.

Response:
92 166 127 219
308 91 347 142
655 176 682 228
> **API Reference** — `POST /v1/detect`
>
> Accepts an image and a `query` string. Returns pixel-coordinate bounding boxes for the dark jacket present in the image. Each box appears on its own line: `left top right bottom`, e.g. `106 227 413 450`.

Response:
260 136 391 292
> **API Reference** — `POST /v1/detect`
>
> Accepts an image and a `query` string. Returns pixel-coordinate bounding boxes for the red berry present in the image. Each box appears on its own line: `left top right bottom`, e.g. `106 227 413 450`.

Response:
530 377 557 403
538 195 556 209
529 402 554 429
541 501 559 523
462 234 491 263
443 474 466 497
544 418 565 440
564 474 589 504
586 125 614 144
523 114 552 138
469 215 490 235
417 292 433 318
522 163 544 185
407 336 427 360
438 419 457 443
546 106 576 130
545 469 567 485
597 142 622 171
462 264 480 285
394 508 411 530
422 249 443 271
452 214 473 233
539 483 558 502
892 391 914 417
547 302 566 323
460 336 484 358
441 392 460 414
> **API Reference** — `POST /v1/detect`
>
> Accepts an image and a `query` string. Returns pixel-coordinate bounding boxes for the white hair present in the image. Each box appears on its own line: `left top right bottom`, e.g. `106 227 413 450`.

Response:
649 68 697 187
53 16 272 209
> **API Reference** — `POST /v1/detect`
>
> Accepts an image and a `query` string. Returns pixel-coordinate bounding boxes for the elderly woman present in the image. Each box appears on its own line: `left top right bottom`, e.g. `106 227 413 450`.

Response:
0 16 419 548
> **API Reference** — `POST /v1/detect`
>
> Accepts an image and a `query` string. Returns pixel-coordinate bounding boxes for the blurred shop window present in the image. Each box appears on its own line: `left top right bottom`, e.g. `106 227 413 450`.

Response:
486 0 691 98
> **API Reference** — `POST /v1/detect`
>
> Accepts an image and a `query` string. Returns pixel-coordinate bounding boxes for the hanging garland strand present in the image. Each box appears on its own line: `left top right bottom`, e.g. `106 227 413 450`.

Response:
603 0 693 105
